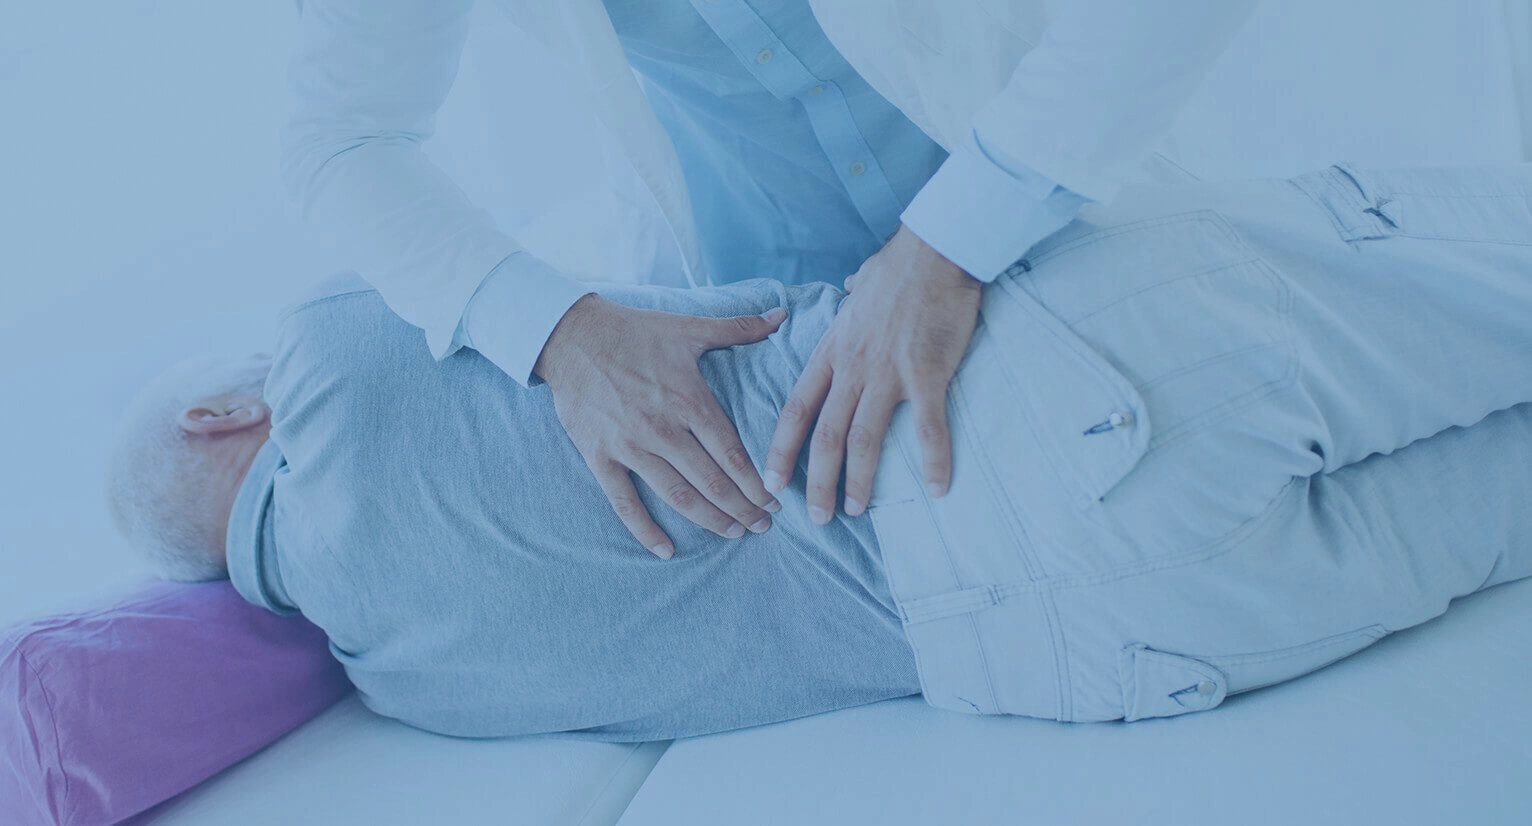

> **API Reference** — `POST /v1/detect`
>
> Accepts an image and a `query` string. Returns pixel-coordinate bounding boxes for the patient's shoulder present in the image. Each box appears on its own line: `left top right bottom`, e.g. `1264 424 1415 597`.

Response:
266 269 443 424
272 270 419 366
277 271 378 320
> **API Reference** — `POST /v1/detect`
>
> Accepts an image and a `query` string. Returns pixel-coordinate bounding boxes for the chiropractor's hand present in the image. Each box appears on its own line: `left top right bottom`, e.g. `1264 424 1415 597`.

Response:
535 295 787 559
765 224 981 522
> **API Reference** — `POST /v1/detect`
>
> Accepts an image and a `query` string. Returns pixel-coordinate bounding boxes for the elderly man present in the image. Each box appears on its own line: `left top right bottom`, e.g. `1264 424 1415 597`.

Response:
110 163 1532 737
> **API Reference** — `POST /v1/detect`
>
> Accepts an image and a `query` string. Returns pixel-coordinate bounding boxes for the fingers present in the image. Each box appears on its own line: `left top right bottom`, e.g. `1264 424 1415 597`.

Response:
911 387 953 497
840 386 897 517
592 461 674 560
764 343 834 495
804 378 860 524
692 307 787 351
688 397 782 524
628 451 748 541
665 428 774 535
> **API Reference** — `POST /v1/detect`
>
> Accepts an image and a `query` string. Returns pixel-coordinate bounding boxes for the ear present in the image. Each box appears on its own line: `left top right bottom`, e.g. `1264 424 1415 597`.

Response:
179 399 271 436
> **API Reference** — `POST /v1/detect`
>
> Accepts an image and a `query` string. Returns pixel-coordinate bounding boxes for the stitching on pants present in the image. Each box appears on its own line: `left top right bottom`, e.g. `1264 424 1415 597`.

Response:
991 281 1143 508
889 425 1002 712
954 370 1044 581
1064 257 1259 327
1291 173 1362 242
953 377 1064 715
1139 255 1299 456
1197 625 1388 668
1391 233 1532 247
969 474 1305 597
1039 587 1072 721
964 611 1001 713
1024 211 1233 270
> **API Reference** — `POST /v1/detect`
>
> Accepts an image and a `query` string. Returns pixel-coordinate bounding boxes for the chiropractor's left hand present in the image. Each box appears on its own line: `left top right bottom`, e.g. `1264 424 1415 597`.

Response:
764 224 981 523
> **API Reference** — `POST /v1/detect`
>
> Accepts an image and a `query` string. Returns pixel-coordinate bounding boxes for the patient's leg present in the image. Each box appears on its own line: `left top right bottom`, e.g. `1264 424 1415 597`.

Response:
1050 398 1532 720
863 162 1532 721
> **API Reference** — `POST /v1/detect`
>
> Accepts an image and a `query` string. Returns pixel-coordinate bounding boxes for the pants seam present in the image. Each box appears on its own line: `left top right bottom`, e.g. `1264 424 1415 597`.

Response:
987 474 1305 596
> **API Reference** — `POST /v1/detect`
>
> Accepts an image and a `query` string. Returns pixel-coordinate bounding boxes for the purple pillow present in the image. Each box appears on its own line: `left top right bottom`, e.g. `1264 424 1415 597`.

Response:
0 580 351 825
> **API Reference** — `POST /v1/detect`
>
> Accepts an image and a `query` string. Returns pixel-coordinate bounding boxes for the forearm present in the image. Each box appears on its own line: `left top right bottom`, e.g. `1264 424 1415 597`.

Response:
901 0 1257 282
285 0 584 384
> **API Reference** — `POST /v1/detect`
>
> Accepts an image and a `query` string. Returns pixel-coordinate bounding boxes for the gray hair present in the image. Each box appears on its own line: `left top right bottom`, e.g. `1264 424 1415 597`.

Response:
105 358 262 581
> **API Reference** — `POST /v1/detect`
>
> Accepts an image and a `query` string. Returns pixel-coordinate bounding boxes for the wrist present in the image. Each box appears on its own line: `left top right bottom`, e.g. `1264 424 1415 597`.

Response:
897 224 981 292
533 293 604 385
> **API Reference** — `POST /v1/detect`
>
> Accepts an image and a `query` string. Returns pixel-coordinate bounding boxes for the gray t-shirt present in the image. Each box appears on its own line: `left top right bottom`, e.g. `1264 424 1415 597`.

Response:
227 272 919 741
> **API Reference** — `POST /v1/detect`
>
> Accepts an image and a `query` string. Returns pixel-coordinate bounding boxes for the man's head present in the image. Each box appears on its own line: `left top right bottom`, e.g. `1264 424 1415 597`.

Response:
106 353 274 581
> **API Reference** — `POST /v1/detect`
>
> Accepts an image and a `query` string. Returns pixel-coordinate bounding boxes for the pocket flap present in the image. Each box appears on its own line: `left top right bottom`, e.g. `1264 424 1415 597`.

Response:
1118 643 1227 721
984 278 1152 509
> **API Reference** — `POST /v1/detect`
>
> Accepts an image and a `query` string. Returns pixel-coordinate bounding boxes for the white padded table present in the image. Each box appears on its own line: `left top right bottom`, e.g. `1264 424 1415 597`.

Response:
145 697 668 826
618 579 1532 826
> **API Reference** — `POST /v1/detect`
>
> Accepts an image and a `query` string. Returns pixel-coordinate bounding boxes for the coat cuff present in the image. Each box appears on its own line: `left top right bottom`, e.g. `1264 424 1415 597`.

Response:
901 130 1089 282
448 252 592 388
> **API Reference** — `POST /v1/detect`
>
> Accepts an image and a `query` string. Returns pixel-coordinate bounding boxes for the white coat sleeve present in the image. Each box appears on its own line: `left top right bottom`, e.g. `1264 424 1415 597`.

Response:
282 0 590 387
902 0 1258 277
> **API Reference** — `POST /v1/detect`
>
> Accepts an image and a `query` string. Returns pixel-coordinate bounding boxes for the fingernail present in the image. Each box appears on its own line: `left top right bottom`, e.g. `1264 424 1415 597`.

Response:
926 482 947 498
844 497 864 517
760 307 787 324
764 498 782 513
808 505 830 525
748 515 772 534
725 522 746 539
763 469 785 493
650 543 675 560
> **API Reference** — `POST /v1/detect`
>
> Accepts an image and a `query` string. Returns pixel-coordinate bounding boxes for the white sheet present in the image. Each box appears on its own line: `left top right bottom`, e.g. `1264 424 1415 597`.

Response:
618 579 1532 826
147 696 669 826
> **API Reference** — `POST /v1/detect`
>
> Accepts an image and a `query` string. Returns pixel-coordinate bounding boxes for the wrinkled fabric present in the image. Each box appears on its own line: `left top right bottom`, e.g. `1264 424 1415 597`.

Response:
866 162 1532 721
232 272 921 741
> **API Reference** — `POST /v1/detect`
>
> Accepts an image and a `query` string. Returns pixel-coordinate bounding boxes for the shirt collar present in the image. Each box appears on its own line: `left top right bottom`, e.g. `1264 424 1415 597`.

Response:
225 439 298 615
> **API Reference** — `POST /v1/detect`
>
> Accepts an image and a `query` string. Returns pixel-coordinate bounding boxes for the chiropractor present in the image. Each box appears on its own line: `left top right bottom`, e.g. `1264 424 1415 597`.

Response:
284 0 1257 557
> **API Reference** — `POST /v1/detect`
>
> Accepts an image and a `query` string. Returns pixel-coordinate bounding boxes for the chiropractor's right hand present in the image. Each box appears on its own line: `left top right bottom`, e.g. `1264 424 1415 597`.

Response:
534 295 787 559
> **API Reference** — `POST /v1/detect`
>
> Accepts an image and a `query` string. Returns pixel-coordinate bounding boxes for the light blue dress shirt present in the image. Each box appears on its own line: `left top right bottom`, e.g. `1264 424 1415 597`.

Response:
455 0 1087 375
603 0 943 284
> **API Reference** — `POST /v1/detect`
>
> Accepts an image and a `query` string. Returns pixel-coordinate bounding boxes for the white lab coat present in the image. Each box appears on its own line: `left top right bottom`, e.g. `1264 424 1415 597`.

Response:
285 0 1254 367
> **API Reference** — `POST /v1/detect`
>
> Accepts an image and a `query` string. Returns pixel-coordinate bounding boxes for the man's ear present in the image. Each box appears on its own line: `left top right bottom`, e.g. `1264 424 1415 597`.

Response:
179 399 271 436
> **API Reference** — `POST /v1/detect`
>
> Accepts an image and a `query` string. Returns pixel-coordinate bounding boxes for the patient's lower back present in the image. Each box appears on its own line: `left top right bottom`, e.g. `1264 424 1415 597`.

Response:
258 274 919 740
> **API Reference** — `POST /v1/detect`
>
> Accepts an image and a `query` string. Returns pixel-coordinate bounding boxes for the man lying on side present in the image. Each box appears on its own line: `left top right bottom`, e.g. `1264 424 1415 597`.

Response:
107 162 1532 739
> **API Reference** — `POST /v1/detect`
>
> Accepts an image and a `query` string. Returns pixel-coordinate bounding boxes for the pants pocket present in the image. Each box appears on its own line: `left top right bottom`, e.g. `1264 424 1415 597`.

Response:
984 209 1298 576
1118 624 1389 721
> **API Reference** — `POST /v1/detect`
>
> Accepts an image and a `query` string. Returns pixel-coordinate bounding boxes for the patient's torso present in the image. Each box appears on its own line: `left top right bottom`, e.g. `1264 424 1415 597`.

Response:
244 274 918 740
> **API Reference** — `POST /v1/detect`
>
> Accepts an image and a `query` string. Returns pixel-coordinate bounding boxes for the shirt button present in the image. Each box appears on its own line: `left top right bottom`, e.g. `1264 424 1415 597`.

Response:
808 84 824 96
849 161 867 176
1196 680 1217 696
756 48 773 65
1108 411 1133 428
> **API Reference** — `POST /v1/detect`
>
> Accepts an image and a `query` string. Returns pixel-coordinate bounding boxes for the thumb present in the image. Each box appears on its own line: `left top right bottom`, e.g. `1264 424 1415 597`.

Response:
692 307 788 350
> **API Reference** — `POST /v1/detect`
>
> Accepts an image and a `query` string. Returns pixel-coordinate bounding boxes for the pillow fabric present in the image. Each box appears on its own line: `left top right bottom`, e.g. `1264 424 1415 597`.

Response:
0 580 351 825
